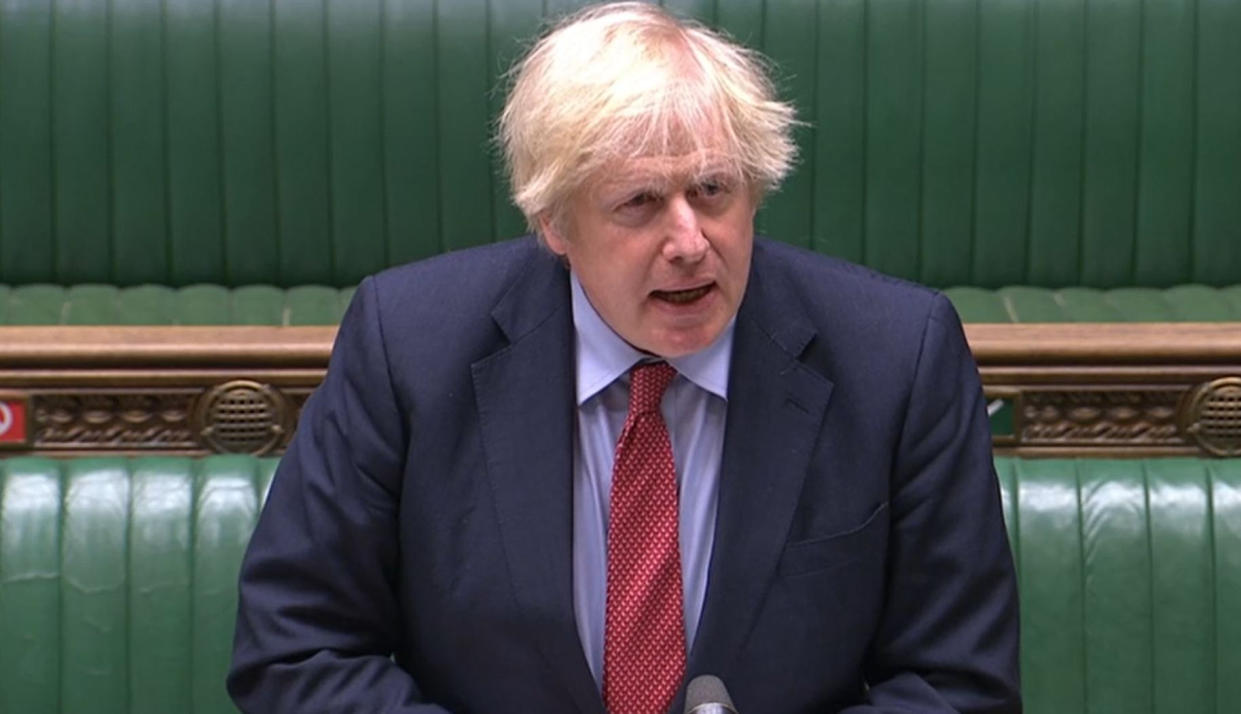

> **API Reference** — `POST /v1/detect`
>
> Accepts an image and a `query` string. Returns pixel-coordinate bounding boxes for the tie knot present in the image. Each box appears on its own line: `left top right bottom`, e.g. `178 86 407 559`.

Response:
628 362 676 415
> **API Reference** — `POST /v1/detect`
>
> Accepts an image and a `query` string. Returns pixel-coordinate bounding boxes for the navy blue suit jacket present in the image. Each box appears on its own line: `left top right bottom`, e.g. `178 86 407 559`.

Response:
229 237 1020 713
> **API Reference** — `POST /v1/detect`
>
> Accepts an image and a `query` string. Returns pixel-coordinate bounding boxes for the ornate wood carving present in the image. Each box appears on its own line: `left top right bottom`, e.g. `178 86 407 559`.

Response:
964 324 1241 456
1017 388 1183 446
34 391 198 450
0 327 329 456
8 385 304 455
0 324 1239 457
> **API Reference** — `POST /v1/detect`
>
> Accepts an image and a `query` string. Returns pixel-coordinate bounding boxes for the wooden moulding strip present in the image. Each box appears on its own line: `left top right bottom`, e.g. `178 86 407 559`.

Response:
978 365 1241 384
0 326 337 368
0 370 329 388
993 445 1205 459
964 323 1241 365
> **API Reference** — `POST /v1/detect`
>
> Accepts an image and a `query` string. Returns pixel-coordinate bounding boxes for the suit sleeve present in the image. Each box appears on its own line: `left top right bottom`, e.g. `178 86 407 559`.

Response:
227 277 451 713
844 293 1021 713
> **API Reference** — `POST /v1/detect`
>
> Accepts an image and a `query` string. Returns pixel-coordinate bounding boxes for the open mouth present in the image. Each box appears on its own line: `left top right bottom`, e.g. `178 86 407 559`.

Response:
653 285 713 304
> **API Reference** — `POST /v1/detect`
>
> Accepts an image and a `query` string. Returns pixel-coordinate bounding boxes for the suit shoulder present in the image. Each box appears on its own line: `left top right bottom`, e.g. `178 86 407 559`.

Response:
343 236 565 372
748 241 972 419
753 238 947 325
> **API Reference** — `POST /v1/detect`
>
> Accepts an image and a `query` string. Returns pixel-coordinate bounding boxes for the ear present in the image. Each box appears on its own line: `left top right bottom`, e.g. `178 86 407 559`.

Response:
538 213 569 256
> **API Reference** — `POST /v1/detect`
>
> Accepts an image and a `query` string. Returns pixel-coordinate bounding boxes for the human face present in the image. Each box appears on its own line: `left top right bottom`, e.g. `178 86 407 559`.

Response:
540 150 757 358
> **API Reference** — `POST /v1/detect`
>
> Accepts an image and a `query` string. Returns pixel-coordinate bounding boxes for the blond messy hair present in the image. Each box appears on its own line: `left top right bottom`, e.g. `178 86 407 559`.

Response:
498 1 798 232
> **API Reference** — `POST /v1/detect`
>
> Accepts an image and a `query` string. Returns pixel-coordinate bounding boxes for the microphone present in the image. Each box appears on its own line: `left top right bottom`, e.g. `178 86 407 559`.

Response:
684 674 738 714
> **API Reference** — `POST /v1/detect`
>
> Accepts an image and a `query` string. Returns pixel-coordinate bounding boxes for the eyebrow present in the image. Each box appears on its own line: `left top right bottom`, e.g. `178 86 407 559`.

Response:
599 164 734 195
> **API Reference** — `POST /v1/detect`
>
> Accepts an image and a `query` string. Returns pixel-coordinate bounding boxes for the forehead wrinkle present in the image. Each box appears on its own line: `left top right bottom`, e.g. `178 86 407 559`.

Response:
595 150 736 193
598 174 670 199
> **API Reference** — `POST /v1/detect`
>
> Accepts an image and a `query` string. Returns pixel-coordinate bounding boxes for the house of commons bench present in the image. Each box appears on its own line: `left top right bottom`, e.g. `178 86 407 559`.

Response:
2 455 1239 713
1 1 1239 712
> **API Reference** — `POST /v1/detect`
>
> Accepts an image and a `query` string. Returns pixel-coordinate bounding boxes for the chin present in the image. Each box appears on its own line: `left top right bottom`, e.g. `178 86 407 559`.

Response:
643 330 717 359
647 345 695 359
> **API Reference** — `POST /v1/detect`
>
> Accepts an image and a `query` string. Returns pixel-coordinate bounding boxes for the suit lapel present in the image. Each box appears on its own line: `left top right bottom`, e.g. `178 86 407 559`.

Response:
471 253 605 714
469 241 835 711
685 250 835 692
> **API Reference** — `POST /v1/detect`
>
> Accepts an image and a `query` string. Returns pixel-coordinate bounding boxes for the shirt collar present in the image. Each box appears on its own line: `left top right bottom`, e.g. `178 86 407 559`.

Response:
571 272 733 406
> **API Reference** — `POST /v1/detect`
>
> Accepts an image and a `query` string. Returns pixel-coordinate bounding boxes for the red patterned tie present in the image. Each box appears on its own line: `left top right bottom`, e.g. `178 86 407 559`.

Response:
603 361 686 714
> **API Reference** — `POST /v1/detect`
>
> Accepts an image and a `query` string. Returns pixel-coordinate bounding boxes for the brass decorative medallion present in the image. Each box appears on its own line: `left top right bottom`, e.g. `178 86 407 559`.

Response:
192 380 292 455
1181 377 1241 457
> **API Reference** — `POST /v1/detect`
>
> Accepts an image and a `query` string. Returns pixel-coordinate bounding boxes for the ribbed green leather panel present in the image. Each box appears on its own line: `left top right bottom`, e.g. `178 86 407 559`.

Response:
0 458 60 712
0 284 354 325
2 455 1239 712
998 457 1241 714
2 0 1238 288
0 456 280 714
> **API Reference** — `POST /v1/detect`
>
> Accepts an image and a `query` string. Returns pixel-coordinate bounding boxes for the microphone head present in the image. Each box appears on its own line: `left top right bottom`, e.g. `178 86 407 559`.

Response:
685 674 738 714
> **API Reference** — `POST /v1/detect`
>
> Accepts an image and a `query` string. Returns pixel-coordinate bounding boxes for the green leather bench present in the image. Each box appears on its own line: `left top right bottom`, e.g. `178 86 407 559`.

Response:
944 285 1241 323
0 285 355 326
1 0 1238 313
4 283 1241 325
2 455 1240 713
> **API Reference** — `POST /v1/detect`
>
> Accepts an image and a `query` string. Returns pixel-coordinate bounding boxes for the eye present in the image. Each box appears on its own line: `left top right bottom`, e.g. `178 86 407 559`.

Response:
690 178 729 200
620 192 658 209
610 190 662 226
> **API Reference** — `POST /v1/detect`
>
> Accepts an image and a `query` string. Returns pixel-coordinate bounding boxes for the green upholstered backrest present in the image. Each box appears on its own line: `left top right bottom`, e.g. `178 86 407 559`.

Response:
997 458 1241 713
5 282 1241 324
0 456 278 714
3 455 1241 713
1 0 1239 290
0 284 355 325
945 283 1241 322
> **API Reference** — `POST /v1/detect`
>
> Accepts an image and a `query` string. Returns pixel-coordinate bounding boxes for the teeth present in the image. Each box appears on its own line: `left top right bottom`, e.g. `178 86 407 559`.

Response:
659 286 710 304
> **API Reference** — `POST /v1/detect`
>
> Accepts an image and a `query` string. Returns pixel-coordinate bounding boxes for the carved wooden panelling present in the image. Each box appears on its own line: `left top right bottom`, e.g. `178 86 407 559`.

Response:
20 385 306 455
1018 389 1183 446
34 392 199 450
1 324 1240 457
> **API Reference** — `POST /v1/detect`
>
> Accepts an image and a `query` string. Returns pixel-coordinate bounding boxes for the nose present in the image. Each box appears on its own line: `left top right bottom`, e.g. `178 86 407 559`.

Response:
661 194 708 263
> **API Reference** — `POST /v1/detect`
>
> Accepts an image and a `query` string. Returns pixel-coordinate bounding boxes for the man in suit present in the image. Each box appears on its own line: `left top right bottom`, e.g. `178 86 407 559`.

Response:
228 3 1019 712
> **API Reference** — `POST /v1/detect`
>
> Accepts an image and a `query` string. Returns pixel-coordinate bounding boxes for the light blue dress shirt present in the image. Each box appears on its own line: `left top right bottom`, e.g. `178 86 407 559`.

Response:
569 273 732 688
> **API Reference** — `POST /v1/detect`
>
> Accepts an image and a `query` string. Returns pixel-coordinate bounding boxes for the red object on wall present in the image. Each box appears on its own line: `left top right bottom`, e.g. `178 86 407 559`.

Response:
0 396 28 446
